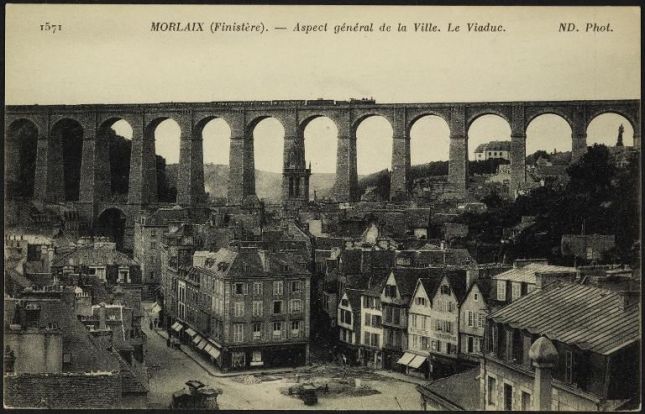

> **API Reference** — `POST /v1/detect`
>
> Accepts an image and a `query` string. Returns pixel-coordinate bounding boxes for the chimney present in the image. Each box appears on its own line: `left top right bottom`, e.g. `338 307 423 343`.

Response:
98 303 107 330
466 267 479 289
619 290 639 311
535 271 576 290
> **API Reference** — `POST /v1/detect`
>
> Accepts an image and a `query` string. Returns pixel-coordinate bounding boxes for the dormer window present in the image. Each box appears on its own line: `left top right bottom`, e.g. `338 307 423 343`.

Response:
440 285 451 295
385 285 397 298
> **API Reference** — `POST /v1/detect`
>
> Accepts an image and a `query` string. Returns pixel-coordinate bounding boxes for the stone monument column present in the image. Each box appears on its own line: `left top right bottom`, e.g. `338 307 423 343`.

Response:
529 336 558 411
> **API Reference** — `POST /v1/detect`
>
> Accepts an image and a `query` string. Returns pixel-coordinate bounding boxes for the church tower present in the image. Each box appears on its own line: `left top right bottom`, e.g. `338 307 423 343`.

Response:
282 140 311 209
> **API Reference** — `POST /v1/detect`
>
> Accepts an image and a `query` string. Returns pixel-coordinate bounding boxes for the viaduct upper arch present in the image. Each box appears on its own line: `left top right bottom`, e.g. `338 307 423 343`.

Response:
6 99 640 223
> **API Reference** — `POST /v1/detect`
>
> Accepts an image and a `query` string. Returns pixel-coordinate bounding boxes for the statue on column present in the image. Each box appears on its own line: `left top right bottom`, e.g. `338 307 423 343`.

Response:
616 124 624 147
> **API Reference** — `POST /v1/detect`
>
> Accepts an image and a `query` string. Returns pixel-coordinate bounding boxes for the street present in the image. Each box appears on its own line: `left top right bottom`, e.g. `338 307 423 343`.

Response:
142 306 423 410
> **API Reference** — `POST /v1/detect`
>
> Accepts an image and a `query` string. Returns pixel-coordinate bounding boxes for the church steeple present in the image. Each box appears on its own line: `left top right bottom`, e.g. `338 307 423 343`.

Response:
616 124 624 147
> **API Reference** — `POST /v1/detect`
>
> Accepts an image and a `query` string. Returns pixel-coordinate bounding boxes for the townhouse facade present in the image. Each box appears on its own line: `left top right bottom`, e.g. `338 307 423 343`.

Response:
169 247 311 371
481 280 640 411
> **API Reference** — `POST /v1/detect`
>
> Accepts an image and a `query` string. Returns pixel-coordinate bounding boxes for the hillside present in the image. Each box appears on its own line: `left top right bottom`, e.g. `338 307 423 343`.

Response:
166 164 337 202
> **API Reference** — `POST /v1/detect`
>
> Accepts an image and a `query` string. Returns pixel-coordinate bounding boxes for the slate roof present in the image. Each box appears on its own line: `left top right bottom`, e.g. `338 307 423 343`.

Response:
490 282 640 355
419 277 444 303
474 140 511 153
52 246 137 268
492 262 576 284
444 271 468 303
417 367 480 411
396 249 476 268
196 247 310 278
390 268 434 299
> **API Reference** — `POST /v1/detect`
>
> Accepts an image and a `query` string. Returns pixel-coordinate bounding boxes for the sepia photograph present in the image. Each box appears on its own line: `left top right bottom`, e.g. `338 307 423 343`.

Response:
3 3 641 410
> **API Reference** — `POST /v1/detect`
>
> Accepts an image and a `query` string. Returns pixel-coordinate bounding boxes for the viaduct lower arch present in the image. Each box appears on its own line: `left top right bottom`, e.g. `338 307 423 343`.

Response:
5 99 640 224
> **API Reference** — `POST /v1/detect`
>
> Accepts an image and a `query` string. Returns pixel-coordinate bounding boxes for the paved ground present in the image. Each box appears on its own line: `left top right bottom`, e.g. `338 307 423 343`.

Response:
142 305 425 410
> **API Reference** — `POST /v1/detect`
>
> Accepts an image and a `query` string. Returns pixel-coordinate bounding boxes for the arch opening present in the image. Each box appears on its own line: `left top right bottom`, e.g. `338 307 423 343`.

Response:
525 114 573 166
145 118 180 203
586 113 635 148
467 114 512 177
95 208 127 252
354 115 393 201
302 116 338 200
52 119 84 202
250 117 284 202
199 117 231 203
99 118 134 199
6 119 38 199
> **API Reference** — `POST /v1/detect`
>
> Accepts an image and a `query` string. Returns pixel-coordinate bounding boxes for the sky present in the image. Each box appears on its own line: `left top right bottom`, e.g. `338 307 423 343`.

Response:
6 5 640 173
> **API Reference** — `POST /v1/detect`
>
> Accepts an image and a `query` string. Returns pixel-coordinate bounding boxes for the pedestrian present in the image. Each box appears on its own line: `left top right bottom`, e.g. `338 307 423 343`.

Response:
166 337 171 348
149 320 153 330
154 318 158 328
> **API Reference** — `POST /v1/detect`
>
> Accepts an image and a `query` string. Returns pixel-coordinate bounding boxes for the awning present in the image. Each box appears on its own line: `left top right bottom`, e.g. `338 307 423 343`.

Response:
171 322 182 332
197 339 208 350
205 345 221 359
396 352 415 366
150 302 161 314
409 355 427 369
185 328 197 337
192 334 203 345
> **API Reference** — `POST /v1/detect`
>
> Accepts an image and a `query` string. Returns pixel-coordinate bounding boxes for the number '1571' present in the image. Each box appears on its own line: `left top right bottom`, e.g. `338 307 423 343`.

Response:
41 23 62 33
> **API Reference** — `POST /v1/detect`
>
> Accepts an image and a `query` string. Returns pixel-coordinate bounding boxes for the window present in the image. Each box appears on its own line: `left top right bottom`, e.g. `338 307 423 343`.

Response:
586 246 594 260
474 337 481 353
252 301 263 317
252 322 262 339
487 376 497 406
415 297 426 306
150 241 156 249
440 285 451 295
468 336 474 353
565 350 573 383
273 281 283 296
291 320 301 337
448 301 454 313
421 336 429 350
290 299 302 314
340 309 351 324
234 282 247 295
384 285 397 298
252 351 262 364
372 314 382 328
290 280 301 293
467 310 474 327
273 301 283 314
233 323 244 342
341 298 349 307
497 280 507 301
474 293 479 301
232 351 245 368
272 321 283 337
511 282 521 301
478 313 486 328
63 353 71 364
503 383 513 411
521 391 531 411
234 302 245 317
253 282 263 295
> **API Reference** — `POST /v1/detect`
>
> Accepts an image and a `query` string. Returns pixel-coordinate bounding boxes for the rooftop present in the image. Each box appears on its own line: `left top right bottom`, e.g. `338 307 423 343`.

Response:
492 262 576 284
490 282 640 355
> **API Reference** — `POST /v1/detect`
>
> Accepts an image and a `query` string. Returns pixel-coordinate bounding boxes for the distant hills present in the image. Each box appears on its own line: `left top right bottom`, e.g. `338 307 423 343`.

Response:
166 164 337 202
166 150 571 202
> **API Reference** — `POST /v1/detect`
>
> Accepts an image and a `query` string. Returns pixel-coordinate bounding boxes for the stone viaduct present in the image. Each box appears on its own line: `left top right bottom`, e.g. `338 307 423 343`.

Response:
5 99 641 226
